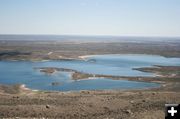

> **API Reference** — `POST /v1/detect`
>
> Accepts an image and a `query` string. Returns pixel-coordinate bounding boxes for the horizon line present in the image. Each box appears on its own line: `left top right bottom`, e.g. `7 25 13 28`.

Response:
0 34 180 38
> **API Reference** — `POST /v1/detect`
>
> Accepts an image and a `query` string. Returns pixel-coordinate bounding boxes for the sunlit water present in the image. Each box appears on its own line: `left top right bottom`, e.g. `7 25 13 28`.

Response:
0 54 180 91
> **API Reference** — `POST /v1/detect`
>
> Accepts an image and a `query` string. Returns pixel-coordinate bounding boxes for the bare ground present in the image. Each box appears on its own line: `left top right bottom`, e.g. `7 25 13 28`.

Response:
0 84 180 119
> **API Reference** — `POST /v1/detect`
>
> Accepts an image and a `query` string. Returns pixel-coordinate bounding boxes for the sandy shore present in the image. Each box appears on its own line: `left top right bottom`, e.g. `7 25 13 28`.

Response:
78 55 95 60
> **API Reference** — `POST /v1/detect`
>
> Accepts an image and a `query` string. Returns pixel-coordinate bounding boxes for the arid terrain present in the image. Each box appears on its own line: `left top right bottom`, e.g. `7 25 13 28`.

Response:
0 39 180 61
0 39 180 119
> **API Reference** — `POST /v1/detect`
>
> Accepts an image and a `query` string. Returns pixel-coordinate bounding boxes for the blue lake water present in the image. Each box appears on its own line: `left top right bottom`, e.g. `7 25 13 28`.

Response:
0 54 180 91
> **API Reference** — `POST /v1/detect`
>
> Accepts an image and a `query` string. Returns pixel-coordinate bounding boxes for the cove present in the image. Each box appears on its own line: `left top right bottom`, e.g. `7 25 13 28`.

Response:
0 54 180 91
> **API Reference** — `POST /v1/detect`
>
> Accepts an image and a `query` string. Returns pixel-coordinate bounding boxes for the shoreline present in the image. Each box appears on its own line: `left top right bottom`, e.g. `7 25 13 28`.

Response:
78 55 95 60
20 84 39 92
0 56 179 93
0 41 180 118
0 80 166 94
0 68 179 118
1 53 180 62
7 65 179 93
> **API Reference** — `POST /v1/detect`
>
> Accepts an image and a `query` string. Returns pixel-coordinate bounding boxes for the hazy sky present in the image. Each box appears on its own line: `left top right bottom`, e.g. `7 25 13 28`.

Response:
0 0 180 36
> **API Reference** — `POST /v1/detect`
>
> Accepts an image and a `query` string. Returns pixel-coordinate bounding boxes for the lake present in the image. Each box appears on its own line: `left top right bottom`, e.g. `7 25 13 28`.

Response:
0 54 180 91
